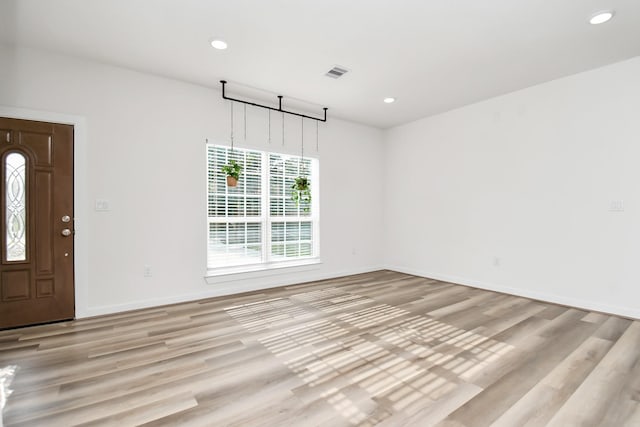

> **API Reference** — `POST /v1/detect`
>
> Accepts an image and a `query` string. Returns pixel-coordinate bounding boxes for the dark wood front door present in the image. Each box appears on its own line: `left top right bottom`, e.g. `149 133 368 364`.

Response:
0 118 74 329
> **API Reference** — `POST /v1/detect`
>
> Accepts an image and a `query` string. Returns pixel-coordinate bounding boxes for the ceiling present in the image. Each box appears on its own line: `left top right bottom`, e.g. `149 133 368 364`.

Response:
1 0 639 129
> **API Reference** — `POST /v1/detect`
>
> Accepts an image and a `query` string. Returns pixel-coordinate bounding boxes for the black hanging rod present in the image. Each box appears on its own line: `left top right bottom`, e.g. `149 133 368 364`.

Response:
220 80 328 122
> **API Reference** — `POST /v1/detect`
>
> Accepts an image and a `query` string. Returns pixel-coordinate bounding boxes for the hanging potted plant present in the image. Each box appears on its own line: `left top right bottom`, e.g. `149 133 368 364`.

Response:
221 159 242 187
291 118 312 208
291 176 311 206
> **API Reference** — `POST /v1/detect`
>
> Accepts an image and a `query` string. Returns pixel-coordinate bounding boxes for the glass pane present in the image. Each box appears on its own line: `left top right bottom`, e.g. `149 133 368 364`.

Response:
210 223 227 245
285 158 298 176
6 153 26 262
300 243 312 257
271 222 284 242
246 152 261 174
215 196 226 216
284 177 295 190
247 244 262 257
246 197 261 216
270 175 283 196
269 152 314 219
215 175 226 193
228 223 245 244
228 150 243 164
207 145 263 218
208 222 262 268
285 196 297 216
299 198 311 216
246 174 261 195
270 154 284 175
300 222 312 241
301 158 312 174
271 243 284 258
247 223 261 244
285 243 299 258
286 222 299 241
227 196 244 216
270 197 283 216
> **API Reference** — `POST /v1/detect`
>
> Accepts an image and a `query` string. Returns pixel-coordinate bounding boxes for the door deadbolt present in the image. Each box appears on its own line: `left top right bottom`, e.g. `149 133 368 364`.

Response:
62 215 71 223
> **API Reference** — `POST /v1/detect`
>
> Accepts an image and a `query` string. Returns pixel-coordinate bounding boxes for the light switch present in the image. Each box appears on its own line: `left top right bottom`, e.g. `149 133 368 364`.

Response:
609 200 624 212
95 199 110 211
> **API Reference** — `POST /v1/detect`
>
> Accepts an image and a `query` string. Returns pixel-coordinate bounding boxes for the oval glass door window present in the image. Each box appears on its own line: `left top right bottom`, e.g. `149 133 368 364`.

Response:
6 152 27 261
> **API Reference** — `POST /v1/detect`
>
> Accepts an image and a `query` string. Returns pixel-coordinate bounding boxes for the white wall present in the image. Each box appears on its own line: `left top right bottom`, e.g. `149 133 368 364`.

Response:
0 45 384 317
3 44 639 320
384 56 640 318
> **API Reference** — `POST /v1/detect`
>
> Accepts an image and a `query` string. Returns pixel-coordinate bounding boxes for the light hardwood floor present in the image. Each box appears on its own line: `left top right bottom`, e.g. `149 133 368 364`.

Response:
1 270 639 426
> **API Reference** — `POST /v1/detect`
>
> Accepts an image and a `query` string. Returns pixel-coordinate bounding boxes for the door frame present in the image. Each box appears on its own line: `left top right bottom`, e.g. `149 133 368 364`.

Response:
0 105 89 318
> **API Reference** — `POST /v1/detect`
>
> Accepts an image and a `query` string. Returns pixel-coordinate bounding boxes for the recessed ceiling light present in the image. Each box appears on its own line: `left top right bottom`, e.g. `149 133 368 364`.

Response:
589 11 614 25
211 39 228 50
383 97 396 104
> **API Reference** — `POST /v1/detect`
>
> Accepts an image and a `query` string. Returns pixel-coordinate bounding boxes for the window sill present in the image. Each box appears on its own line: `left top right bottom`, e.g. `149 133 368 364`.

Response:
204 258 322 284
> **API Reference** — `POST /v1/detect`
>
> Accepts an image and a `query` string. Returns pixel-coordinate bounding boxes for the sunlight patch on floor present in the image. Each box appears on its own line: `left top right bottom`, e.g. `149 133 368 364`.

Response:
229 289 514 424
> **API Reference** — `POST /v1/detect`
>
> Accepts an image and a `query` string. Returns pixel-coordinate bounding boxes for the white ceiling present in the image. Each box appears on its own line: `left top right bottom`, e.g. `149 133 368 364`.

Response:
1 0 639 128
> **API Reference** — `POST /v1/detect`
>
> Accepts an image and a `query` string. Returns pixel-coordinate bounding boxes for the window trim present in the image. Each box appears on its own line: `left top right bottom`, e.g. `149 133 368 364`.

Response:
205 143 320 276
204 257 322 282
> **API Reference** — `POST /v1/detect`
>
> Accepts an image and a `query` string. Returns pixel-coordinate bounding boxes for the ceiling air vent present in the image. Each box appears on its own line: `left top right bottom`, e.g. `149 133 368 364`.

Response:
325 65 349 79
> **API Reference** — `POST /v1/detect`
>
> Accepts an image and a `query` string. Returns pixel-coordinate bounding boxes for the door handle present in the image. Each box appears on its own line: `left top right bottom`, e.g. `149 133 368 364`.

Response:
61 229 72 237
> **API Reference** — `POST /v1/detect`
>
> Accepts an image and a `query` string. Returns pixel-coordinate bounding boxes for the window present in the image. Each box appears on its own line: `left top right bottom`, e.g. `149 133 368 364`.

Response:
207 144 318 272
5 152 27 262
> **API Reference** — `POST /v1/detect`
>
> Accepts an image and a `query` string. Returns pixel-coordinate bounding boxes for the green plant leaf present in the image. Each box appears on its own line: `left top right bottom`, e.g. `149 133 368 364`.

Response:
291 175 311 210
221 158 242 179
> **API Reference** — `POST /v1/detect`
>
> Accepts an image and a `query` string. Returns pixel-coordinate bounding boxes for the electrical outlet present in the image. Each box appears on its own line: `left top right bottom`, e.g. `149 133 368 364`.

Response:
143 265 152 277
609 200 625 212
95 199 110 211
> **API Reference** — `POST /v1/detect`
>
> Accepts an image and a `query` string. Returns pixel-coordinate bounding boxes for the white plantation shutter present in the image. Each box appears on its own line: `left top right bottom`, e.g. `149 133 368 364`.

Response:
207 144 318 271
268 154 313 261
207 146 263 268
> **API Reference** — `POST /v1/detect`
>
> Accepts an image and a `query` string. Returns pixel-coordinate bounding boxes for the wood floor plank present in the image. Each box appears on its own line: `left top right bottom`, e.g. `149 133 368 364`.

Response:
434 317 599 426
1 270 638 426
78 392 199 426
488 336 613 427
546 321 640 427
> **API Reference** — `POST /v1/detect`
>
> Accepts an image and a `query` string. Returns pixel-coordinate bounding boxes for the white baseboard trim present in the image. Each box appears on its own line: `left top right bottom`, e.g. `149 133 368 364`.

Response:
385 264 640 320
79 265 383 318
